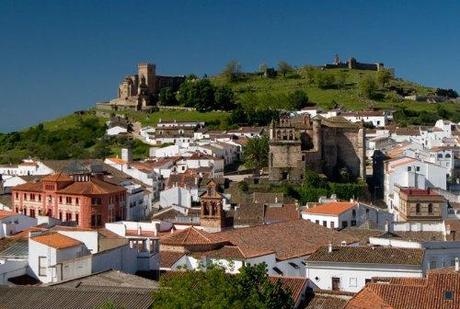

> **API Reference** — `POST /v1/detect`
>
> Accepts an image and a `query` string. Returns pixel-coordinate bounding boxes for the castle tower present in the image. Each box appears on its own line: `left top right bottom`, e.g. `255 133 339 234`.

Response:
138 63 156 94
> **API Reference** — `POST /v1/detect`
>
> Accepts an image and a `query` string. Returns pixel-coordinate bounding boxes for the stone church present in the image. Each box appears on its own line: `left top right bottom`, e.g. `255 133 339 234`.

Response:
97 63 185 111
268 114 366 181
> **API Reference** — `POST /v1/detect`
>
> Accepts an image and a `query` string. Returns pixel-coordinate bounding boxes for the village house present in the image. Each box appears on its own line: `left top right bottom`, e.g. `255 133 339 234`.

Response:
159 219 358 277
12 171 127 229
301 201 393 230
384 156 449 207
340 111 389 128
0 210 37 239
305 245 424 292
390 187 447 222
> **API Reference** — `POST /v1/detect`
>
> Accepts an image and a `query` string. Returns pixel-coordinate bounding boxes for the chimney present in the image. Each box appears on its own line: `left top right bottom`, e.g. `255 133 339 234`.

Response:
456 257 459 272
146 238 152 252
328 243 333 253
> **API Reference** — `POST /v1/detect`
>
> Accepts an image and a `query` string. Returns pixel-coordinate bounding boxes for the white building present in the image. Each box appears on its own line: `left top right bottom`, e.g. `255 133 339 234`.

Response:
106 125 128 136
384 157 449 207
341 111 388 128
0 210 37 239
301 201 393 230
305 245 424 292
0 159 53 177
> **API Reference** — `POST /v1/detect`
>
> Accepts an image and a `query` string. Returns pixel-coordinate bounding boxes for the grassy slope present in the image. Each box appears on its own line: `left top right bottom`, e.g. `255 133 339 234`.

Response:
37 67 459 137
212 67 459 114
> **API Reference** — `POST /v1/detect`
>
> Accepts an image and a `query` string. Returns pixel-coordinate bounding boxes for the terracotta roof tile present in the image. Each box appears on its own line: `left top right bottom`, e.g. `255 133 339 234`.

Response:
160 251 185 268
303 202 357 216
217 220 359 260
160 227 227 246
346 272 460 309
307 246 424 266
0 210 15 220
31 232 82 249
57 178 125 195
42 173 72 182
269 276 308 303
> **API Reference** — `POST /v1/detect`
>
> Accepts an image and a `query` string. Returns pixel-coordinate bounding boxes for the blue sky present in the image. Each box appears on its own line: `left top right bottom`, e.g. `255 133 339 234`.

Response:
0 0 459 132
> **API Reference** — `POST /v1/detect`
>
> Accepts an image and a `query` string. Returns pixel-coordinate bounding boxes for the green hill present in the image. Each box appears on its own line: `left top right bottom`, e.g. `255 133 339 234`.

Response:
211 66 456 114
1 64 459 165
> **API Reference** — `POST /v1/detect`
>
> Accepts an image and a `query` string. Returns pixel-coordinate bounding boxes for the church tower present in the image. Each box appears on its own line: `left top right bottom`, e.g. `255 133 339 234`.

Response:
200 180 226 233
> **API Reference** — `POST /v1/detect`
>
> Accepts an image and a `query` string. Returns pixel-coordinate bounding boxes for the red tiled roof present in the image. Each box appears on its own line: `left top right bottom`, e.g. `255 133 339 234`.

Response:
303 202 357 216
0 210 15 220
57 178 125 195
31 232 82 249
190 245 245 260
160 227 227 246
13 181 43 192
42 173 72 182
264 204 300 223
160 251 185 268
269 276 309 304
217 220 359 260
345 272 460 309
400 188 442 197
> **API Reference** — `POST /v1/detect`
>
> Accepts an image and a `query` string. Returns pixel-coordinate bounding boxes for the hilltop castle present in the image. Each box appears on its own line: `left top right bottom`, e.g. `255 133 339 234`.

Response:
323 55 384 71
97 63 185 111
268 114 366 181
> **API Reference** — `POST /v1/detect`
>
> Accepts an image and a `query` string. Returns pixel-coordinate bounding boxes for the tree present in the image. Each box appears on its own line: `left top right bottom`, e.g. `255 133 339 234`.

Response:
158 87 178 106
177 79 216 112
287 90 309 110
277 61 293 77
214 85 236 110
242 135 269 170
317 72 336 89
153 264 293 309
377 69 392 87
222 60 242 82
359 76 378 99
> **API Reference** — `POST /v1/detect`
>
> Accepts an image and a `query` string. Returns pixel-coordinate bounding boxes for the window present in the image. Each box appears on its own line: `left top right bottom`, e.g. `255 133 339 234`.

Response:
322 221 327 227
66 197 72 204
38 195 41 202
59 196 62 203
288 262 299 269
59 212 62 220
430 260 437 269
446 153 452 158
428 203 433 214
65 213 72 222
416 203 421 214
272 267 283 275
92 197 102 205
15 193 18 200
349 278 357 287
75 198 79 205
416 166 420 172
407 166 412 171
365 279 372 284
342 221 348 229
445 291 453 300
352 209 356 218
438 153 443 159
315 220 319 224
38 256 47 276
29 209 35 218
331 221 335 229
332 277 340 291
351 220 357 227
75 213 79 224
30 194 35 201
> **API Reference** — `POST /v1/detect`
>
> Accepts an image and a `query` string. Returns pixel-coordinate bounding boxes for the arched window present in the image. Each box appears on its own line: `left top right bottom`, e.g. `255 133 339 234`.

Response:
437 153 443 159
428 203 433 214
446 153 452 158
416 203 421 214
